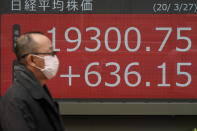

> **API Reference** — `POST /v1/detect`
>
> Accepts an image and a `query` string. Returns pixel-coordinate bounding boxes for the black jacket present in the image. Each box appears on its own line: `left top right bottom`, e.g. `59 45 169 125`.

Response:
0 61 65 131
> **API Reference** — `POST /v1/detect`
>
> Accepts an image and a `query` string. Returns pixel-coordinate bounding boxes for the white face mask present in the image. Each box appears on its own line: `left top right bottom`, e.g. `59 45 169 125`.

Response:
32 55 59 79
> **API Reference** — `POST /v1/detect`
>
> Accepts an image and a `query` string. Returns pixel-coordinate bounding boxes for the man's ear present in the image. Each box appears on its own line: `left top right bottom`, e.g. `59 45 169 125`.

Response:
26 54 35 66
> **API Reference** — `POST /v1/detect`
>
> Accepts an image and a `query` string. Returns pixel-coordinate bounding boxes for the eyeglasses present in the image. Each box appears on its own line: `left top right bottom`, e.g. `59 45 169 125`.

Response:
20 51 57 59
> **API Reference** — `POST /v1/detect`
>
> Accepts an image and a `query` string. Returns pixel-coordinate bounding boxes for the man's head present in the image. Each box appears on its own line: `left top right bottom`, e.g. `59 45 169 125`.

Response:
15 32 59 85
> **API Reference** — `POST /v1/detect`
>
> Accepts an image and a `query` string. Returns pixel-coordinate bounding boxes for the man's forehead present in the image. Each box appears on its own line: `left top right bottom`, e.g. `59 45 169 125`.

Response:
49 45 53 51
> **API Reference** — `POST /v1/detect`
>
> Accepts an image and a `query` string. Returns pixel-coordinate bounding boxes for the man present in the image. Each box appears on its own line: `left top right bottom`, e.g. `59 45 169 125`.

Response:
0 32 65 131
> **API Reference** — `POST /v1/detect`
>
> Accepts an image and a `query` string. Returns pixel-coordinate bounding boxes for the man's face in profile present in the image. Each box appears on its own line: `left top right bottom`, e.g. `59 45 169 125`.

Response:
26 34 56 80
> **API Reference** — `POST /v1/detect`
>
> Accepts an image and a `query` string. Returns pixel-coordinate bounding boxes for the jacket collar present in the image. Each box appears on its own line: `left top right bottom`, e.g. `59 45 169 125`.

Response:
13 60 57 111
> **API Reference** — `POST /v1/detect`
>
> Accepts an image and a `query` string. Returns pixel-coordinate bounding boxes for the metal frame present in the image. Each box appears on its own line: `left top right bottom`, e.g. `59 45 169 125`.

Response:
59 102 197 115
